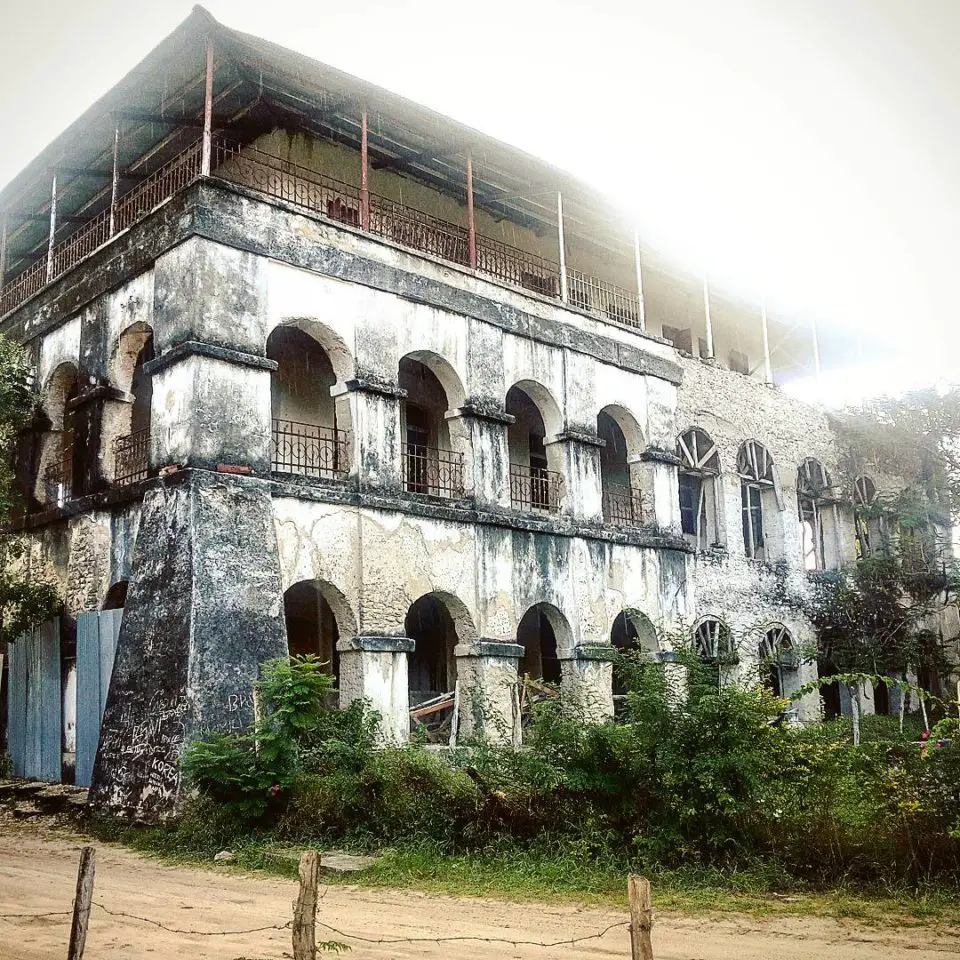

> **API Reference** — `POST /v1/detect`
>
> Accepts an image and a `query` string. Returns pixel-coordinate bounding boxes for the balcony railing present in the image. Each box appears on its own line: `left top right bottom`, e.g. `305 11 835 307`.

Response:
509 462 563 514
567 269 642 329
0 133 643 340
272 419 348 480
43 447 73 507
601 483 645 526
403 444 465 499
114 428 150 486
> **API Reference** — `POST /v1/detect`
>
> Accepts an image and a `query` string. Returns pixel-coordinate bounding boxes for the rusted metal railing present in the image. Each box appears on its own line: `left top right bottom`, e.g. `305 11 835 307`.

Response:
272 419 348 480
601 482 645 526
403 444 465 499
43 447 73 507
369 196 470 265
509 462 563 514
476 235 561 297
113 428 150 486
113 139 203 231
567 268 642 329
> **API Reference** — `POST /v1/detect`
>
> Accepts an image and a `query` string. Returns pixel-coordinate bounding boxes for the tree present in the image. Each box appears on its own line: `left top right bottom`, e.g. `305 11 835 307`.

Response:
0 335 60 647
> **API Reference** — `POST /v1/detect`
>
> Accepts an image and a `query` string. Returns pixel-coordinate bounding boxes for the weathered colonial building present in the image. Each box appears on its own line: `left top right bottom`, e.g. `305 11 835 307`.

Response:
0 8 936 816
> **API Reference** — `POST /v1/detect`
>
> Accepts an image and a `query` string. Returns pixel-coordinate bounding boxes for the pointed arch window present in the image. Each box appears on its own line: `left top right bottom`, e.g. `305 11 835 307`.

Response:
854 475 885 558
759 624 798 698
693 617 735 686
677 428 721 549
737 440 775 559
798 458 831 571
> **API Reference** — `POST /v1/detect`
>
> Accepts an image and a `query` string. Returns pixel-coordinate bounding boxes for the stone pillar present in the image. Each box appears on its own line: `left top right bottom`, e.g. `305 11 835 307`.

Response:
545 431 604 522
336 635 414 743
146 343 275 475
445 404 514 509
453 640 523 745
88 470 289 819
559 645 616 722
331 379 405 493
638 447 683 533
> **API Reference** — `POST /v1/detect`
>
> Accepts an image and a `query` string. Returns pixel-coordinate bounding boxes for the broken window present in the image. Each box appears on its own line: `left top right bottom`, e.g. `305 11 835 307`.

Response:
737 440 776 559
758 624 798 698
798 457 832 571
662 324 693 354
676 427 721 550
693 617 734 687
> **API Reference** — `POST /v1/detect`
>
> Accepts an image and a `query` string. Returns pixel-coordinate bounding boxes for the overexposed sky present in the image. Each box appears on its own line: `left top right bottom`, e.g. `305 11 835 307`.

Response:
1 0 957 403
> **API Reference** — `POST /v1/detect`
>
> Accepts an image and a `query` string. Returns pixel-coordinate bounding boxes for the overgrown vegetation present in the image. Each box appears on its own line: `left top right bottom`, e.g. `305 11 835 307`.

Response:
171 654 960 897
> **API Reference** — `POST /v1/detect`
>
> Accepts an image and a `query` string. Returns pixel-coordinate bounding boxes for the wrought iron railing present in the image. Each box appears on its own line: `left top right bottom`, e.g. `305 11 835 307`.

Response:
114 428 150 485
403 444 465 499
601 483 645 526
567 269 642 329
509 462 563 514
43 446 73 507
272 419 348 480
1 132 643 343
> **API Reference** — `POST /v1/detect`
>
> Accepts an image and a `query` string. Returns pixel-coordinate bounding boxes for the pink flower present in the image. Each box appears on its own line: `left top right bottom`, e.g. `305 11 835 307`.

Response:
270 784 282 795
921 731 931 741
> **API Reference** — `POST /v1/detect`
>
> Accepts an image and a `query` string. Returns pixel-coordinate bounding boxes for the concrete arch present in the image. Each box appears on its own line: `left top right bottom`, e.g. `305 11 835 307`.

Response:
405 590 477 701
400 349 467 410
111 321 154 392
42 362 79 428
283 578 357 675
268 318 356 384
506 379 563 438
517 601 574 683
599 404 645 458
612 608 660 655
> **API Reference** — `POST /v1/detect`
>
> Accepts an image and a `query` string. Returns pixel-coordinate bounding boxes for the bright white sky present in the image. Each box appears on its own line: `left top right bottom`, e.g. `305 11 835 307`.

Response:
1 0 957 405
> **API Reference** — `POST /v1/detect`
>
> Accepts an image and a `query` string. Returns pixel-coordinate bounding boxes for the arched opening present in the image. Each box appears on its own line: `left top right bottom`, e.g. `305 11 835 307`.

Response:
737 440 778 560
110 325 154 486
399 354 465 499
268 326 347 480
610 609 658 697
798 458 835 571
103 581 129 610
405 594 461 702
759 624 799 699
598 407 644 526
693 616 734 687
517 603 568 684
38 363 79 506
854 475 885 558
506 383 563 514
283 580 348 682
873 679 891 716
677 428 721 550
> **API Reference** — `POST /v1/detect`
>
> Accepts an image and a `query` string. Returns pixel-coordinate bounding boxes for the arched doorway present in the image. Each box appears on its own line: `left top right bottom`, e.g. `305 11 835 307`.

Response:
598 407 644 526
610 609 658 697
506 382 563 514
282 580 346 682
517 603 568 684
38 363 79 506
405 594 460 702
268 327 346 480
112 326 154 485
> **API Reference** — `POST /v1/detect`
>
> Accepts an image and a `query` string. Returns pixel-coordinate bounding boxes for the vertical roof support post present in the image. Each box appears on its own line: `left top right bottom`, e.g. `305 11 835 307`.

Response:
812 316 822 385
761 301 773 385
557 190 568 303
466 153 477 269
45 172 58 283
201 37 214 177
0 214 7 291
633 229 646 331
360 108 370 231
702 275 714 358
109 119 120 237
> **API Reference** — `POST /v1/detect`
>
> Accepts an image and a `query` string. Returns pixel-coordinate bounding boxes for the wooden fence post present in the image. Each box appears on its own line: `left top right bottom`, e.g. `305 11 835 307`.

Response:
628 875 653 960
67 846 96 960
292 850 319 960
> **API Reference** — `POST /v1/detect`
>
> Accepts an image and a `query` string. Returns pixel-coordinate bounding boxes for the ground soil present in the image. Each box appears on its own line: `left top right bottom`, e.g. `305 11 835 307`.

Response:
2 824 960 960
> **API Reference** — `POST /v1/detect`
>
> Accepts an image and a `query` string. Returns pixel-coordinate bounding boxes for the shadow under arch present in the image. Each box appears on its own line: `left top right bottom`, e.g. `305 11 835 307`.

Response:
516 601 573 684
405 590 477 703
283 578 357 680
268 318 356 385
400 349 467 411
506 378 563 438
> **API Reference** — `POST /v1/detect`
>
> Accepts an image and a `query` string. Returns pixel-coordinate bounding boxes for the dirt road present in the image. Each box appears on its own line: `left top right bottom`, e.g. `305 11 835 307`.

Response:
1 827 959 960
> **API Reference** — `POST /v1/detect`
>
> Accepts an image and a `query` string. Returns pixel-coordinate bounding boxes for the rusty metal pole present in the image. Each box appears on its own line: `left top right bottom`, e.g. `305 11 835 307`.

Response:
201 38 214 177
109 120 120 236
557 190 568 303
0 214 7 291
46 172 58 282
360 108 370 231
702 275 714 358
633 229 646 331
466 153 477 269
761 301 773 385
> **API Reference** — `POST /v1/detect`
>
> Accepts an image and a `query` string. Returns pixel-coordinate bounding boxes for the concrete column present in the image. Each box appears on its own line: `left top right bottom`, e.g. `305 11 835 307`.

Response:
559 645 616 722
331 378 405 492
445 404 514 509
88 471 289 818
638 447 683 532
336 635 415 743
545 431 604 522
453 640 523 746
